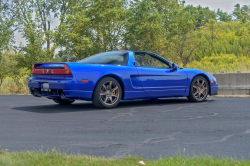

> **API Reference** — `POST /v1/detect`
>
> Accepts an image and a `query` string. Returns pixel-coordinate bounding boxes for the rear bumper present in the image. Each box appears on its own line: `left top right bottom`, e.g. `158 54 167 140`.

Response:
28 74 78 90
28 75 93 100
31 89 93 100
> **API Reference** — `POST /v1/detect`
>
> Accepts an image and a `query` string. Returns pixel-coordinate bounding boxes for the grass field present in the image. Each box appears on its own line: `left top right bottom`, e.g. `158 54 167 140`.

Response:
0 150 249 166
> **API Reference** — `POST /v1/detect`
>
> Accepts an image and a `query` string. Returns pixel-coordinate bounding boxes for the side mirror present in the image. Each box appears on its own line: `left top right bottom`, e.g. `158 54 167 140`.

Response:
172 63 178 71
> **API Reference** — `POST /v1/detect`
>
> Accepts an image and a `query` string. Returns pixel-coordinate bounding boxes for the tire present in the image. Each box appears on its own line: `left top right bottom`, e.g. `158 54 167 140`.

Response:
52 99 75 105
187 76 209 102
92 77 122 109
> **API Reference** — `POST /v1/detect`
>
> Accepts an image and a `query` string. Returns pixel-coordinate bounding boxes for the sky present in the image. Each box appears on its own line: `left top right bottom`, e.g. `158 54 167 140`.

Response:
185 0 249 13
14 0 250 47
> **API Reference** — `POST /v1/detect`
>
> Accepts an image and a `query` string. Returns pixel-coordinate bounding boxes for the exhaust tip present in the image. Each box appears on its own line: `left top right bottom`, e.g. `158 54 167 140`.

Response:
61 92 66 99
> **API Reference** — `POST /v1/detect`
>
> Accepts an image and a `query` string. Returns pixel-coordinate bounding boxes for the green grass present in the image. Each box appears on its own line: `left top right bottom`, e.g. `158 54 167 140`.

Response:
0 150 249 166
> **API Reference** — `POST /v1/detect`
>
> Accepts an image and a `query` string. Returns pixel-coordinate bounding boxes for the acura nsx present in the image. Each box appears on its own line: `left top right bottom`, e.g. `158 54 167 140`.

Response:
28 51 218 108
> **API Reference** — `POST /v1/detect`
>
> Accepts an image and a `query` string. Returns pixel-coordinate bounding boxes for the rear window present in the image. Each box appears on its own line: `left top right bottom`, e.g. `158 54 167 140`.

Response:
78 51 128 65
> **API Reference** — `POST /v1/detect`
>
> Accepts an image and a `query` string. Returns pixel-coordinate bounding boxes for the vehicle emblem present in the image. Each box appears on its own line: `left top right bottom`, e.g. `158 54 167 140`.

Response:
46 69 49 74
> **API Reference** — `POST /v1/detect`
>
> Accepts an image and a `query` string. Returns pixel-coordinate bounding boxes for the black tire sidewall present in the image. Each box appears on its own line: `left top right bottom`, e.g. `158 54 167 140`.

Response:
93 77 122 108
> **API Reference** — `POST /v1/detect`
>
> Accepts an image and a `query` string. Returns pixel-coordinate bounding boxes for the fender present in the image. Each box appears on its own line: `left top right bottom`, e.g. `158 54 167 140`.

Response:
184 68 217 95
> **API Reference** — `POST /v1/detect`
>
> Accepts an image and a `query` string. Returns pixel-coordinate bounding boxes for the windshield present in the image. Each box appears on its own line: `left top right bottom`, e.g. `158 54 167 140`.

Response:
78 51 128 65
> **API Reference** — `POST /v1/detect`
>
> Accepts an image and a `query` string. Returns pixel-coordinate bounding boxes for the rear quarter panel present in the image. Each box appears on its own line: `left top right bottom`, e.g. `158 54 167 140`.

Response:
66 63 143 93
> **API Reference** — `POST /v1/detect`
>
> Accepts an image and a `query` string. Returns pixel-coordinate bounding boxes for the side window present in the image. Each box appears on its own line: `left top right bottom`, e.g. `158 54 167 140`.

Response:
134 53 170 68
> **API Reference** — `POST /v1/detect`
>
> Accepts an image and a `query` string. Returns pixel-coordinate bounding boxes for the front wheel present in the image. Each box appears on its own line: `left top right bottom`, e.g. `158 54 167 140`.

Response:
187 76 209 102
92 77 122 108
52 99 75 105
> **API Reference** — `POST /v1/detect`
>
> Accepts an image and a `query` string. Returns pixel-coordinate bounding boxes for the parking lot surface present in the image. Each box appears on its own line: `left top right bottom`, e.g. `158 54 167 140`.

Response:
0 95 249 159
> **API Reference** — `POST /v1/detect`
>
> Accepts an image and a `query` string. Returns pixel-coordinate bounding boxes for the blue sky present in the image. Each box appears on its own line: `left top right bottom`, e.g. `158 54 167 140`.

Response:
14 0 250 46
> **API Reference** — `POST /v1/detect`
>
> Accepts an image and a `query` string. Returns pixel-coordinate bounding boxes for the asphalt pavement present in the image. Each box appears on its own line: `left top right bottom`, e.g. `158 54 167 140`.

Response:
0 95 250 159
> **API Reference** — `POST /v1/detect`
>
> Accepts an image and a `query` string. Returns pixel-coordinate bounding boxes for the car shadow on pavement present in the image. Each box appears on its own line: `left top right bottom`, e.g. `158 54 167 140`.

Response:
12 98 214 114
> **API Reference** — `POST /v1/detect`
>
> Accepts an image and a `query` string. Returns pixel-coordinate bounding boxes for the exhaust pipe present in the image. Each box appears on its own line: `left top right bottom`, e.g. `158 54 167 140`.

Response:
61 92 66 99
32 90 41 98
60 92 73 101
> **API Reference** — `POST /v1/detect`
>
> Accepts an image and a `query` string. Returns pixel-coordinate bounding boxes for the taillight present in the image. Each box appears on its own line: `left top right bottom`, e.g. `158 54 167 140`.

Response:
32 64 35 73
32 64 72 75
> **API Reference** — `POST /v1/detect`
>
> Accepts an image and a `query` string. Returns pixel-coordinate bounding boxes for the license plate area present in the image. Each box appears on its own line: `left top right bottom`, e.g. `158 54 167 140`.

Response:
41 83 50 91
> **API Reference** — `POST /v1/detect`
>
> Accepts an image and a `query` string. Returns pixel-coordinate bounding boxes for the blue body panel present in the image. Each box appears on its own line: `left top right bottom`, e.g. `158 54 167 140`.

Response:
136 67 188 95
28 51 218 100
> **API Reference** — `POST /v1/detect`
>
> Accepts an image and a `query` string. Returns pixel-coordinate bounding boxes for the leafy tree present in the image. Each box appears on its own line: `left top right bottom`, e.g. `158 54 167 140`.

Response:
233 4 250 22
1 0 59 57
217 9 232 22
167 7 202 66
55 0 128 61
124 0 181 58
0 7 14 87
124 0 165 54
0 9 14 52
184 5 217 28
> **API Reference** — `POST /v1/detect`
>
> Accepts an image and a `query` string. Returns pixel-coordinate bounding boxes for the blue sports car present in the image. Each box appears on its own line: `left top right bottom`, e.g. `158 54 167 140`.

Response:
28 51 218 108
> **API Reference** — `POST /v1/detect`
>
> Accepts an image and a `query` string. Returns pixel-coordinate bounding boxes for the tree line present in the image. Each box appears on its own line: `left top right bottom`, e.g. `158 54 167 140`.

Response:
1 0 250 84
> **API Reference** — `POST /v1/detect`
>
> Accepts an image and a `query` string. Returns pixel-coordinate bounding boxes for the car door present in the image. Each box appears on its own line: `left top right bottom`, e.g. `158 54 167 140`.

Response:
134 53 188 95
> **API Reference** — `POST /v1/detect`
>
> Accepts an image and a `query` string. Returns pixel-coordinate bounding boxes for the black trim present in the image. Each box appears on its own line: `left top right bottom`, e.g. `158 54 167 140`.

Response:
31 88 61 96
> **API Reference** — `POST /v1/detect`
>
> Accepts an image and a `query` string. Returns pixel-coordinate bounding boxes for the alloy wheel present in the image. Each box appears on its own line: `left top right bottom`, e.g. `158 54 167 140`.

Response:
192 79 208 100
100 81 119 105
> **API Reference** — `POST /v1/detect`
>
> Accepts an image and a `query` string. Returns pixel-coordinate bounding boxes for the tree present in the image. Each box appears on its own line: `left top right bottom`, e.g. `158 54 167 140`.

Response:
124 0 181 58
184 5 217 28
217 9 232 22
0 8 14 87
233 4 250 22
167 7 202 66
124 0 165 54
0 11 14 52
55 0 128 61
1 0 58 57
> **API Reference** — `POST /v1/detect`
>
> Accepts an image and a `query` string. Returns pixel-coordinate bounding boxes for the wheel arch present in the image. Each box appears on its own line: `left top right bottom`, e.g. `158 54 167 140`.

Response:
190 74 211 95
93 74 125 100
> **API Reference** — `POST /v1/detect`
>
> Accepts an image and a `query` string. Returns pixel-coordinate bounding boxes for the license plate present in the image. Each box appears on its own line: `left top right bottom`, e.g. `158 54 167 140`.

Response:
42 83 49 89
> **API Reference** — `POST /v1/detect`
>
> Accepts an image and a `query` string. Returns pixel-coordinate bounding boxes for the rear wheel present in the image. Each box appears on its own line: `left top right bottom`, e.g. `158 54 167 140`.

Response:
92 77 122 108
52 99 75 105
187 76 209 102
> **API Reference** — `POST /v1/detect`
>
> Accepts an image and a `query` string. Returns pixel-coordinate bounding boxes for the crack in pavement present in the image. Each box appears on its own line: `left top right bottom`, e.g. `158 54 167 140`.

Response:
111 130 221 158
113 113 219 122
106 107 146 122
105 101 212 122
170 113 219 120
1 130 228 158
161 98 213 113
112 132 182 158
185 129 250 145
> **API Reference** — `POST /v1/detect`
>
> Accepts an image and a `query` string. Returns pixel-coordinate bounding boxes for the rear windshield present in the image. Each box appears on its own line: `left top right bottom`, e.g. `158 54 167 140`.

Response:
78 51 128 65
